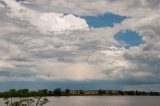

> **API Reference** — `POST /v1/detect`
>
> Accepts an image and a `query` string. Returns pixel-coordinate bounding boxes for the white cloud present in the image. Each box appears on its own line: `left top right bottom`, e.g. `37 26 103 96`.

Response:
0 0 160 90
4 0 88 34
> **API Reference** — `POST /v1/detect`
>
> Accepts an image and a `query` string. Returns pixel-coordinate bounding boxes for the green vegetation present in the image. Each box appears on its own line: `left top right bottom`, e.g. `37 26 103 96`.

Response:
0 89 49 106
0 88 160 97
3 96 48 106
0 89 159 106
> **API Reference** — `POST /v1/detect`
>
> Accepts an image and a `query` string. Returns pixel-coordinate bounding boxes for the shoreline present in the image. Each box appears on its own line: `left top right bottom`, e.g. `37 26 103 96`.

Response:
0 89 159 98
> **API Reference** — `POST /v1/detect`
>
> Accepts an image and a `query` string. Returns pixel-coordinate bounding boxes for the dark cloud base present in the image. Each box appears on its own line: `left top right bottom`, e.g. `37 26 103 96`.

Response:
1 80 160 92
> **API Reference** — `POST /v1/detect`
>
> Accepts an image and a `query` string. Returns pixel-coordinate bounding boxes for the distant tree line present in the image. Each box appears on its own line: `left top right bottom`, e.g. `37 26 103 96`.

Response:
0 88 71 97
97 90 160 96
0 88 160 98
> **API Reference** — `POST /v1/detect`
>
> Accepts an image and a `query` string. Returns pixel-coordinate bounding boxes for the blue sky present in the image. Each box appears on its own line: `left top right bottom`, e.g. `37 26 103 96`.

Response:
82 13 127 28
0 0 160 91
115 30 144 48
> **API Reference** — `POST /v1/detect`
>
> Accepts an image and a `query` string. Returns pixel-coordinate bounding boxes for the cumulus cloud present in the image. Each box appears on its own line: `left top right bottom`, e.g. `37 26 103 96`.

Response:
0 0 160 90
3 0 88 34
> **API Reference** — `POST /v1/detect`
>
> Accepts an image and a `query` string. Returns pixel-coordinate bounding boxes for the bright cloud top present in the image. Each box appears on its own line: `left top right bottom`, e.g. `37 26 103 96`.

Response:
4 0 88 34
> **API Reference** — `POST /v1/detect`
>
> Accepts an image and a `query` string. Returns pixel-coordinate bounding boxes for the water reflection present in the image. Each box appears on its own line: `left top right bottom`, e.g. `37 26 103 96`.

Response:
0 96 160 106
45 96 160 106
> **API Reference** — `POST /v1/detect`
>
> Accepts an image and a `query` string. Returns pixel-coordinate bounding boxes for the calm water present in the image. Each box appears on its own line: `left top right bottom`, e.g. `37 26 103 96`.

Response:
0 96 160 106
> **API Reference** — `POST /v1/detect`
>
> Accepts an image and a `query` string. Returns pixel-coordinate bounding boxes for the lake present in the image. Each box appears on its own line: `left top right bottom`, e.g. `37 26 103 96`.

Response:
0 96 160 106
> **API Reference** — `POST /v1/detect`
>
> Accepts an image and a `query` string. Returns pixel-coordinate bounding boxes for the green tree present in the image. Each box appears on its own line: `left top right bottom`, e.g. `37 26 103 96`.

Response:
64 89 70 96
53 88 62 96
17 89 29 97
98 90 103 95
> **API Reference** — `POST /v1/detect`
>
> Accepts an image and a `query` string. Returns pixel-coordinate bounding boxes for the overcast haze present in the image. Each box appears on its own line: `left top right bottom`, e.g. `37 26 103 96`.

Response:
0 0 160 91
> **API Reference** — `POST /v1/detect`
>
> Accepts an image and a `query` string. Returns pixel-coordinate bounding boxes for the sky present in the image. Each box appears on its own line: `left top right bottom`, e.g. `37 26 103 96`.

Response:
0 0 160 91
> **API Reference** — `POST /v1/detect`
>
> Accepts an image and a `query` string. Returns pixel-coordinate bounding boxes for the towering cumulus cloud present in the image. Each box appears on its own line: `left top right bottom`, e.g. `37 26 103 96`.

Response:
4 0 88 34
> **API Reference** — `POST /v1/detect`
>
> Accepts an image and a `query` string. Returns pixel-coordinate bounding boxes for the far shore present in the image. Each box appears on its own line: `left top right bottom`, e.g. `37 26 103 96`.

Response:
0 88 160 98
